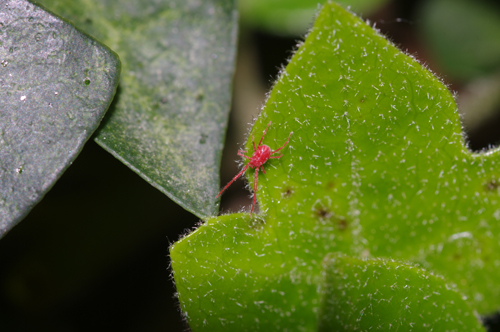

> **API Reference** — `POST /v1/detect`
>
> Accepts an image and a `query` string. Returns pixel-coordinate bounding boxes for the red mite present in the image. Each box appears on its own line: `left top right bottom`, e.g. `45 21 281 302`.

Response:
216 121 292 216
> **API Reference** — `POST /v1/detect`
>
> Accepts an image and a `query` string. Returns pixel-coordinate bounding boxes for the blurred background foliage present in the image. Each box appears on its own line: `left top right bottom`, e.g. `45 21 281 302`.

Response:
2 0 500 331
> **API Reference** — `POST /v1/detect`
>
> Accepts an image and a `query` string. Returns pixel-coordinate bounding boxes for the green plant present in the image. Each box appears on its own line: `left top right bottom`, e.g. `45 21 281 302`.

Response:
1 0 236 329
1 0 237 234
171 2 500 331
3 0 500 331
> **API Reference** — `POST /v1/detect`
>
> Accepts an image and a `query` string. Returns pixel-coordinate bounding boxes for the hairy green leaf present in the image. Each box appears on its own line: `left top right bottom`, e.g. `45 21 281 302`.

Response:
319 253 484 331
37 0 238 219
0 0 120 236
172 2 500 330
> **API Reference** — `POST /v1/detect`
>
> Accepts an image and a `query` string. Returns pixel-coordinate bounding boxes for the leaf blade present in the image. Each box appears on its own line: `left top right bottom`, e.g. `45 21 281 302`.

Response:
36 0 239 219
0 0 120 236
172 1 500 330
319 253 485 331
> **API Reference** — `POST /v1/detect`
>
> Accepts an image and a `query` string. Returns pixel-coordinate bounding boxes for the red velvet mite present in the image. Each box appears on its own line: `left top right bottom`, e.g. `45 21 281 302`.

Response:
216 121 292 216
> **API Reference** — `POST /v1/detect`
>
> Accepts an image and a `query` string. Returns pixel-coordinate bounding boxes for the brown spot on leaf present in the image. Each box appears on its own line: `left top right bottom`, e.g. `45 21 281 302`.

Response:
313 206 348 231
336 217 348 231
326 181 335 190
485 180 500 192
282 186 293 198
315 207 332 220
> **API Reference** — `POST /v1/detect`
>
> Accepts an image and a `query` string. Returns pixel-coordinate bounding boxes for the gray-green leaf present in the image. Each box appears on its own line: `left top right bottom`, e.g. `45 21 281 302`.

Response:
0 0 120 236
36 0 238 219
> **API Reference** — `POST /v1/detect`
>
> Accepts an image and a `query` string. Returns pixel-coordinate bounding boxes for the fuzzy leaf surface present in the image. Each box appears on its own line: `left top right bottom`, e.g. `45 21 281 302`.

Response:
37 0 238 219
0 0 120 236
171 2 500 330
319 253 485 331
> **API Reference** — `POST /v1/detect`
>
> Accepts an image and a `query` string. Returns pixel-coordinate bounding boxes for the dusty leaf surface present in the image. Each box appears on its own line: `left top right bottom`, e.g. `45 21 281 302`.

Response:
37 0 238 218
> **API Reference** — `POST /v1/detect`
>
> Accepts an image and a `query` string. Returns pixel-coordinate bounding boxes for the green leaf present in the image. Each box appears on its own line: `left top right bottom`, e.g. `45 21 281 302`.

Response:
319 253 485 331
36 0 238 219
239 0 390 35
419 0 500 80
172 1 500 330
0 0 120 236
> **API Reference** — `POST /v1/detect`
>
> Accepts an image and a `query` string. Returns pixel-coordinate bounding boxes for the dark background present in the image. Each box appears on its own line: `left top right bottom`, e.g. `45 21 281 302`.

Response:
2 0 500 330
